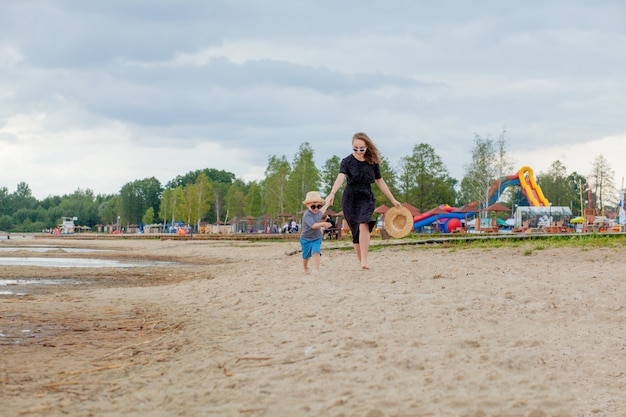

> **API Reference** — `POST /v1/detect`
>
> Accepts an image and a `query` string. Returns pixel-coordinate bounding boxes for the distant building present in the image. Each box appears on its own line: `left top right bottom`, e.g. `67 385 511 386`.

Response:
59 217 77 234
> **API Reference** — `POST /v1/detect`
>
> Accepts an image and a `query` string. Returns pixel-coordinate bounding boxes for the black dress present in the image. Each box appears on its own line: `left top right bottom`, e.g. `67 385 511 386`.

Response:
340 154 381 238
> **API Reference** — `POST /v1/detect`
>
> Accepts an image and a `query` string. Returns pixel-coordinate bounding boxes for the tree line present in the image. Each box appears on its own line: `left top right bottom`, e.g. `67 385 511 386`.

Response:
0 131 619 233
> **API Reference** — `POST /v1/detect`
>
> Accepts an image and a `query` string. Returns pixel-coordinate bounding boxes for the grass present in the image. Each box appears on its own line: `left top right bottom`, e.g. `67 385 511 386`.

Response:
366 232 626 252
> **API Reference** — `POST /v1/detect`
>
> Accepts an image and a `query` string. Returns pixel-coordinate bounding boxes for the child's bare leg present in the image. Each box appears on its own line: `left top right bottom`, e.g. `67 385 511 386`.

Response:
303 258 310 273
311 253 321 271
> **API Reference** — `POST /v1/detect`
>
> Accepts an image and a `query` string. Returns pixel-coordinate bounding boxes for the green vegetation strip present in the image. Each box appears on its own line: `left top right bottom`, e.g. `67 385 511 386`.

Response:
366 232 626 250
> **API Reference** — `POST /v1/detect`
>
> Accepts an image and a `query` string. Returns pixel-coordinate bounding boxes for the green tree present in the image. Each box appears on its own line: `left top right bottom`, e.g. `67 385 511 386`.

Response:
224 179 246 221
536 161 577 209
397 143 456 211
10 182 37 214
458 129 513 206
166 168 235 189
98 195 119 226
245 181 263 218
263 155 291 216
119 177 162 225
142 207 155 225
588 155 616 214
0 186 10 216
372 156 399 207
159 186 185 226
0 214 13 231
184 172 213 229
210 181 229 223
320 155 341 197
159 188 174 226
58 188 99 227
566 172 588 216
285 143 320 214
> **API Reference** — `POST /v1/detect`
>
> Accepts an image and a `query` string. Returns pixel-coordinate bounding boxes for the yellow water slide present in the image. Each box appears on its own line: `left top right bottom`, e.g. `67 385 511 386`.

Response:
517 166 550 206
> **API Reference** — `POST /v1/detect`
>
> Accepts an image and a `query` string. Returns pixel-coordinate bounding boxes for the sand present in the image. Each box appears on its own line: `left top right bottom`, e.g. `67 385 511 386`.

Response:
1 235 625 417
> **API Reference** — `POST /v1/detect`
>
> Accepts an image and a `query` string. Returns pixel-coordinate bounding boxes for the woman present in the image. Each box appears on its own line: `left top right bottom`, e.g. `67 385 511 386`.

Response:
326 132 401 269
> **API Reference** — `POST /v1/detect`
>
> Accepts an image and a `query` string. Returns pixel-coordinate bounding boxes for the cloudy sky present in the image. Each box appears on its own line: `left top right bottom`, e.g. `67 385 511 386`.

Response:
1 1 625 200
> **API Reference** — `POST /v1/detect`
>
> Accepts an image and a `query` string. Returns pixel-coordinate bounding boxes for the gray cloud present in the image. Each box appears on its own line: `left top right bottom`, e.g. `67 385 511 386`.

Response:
1 0 625 198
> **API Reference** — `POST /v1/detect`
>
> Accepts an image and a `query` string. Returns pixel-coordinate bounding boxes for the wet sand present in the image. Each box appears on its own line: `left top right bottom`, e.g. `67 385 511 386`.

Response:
1 236 625 416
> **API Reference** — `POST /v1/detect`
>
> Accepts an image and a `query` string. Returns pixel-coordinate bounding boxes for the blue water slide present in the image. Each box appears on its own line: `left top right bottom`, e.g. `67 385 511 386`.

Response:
413 212 474 231
488 178 520 205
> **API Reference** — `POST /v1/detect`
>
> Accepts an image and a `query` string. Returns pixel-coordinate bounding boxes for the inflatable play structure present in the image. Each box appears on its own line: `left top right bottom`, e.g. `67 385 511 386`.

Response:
413 205 468 233
486 166 549 207
413 166 550 233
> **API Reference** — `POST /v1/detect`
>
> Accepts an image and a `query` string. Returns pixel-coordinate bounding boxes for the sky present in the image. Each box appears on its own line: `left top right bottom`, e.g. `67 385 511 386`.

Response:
1 1 625 201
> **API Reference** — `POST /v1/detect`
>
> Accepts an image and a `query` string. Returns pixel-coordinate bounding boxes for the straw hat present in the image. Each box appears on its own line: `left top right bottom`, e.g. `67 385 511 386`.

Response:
303 191 324 205
384 205 414 238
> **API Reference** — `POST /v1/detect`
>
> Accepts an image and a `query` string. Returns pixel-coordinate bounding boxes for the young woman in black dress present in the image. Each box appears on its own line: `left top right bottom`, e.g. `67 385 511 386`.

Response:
326 132 401 269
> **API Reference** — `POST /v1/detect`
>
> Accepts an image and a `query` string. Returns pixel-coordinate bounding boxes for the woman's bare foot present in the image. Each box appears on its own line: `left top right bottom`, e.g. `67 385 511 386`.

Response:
361 265 370 270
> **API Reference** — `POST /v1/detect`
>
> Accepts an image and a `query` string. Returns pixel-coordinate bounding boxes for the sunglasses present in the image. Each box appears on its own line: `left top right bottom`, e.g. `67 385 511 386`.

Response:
353 147 367 153
309 204 323 209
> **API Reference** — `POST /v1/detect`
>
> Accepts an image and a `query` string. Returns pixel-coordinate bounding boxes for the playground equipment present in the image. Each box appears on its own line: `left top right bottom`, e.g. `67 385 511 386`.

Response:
412 166 551 233
413 205 469 233
487 166 549 206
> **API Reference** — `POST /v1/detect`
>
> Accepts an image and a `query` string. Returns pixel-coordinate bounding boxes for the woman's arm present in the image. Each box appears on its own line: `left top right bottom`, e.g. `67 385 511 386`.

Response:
326 173 346 206
375 177 401 207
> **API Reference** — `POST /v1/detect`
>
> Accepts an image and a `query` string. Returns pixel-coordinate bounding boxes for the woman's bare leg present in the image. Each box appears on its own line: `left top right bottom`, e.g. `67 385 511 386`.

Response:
358 223 371 269
353 243 361 264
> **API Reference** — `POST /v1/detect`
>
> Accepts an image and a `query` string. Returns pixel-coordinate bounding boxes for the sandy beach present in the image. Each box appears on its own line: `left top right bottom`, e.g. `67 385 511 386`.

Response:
1 235 625 417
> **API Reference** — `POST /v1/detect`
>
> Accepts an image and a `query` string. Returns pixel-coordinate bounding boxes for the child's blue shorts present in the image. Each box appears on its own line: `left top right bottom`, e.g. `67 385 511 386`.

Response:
300 237 322 259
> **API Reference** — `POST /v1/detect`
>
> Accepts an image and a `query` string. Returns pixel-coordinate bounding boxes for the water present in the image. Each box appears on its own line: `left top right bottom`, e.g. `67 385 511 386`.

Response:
0 257 174 268
0 246 178 296
0 278 85 296
0 246 108 253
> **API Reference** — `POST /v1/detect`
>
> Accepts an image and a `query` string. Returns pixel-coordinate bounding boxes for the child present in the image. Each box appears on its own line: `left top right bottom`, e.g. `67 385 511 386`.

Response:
300 191 332 273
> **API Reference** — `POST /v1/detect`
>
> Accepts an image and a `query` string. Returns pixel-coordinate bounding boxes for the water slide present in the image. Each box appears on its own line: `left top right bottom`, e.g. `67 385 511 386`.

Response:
488 166 549 206
413 206 472 232
412 166 548 232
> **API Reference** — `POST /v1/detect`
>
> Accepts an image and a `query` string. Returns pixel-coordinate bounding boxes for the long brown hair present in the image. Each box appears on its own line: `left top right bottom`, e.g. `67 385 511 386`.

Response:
352 132 381 164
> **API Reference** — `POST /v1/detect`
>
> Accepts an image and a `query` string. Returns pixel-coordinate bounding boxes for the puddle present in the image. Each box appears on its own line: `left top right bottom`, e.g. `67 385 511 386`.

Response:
0 257 175 268
0 246 109 253
1 278 85 296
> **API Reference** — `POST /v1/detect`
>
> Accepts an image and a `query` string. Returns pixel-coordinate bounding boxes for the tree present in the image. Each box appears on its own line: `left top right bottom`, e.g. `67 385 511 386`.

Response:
537 161 577 208
159 188 174 226
263 155 291 216
185 172 212 229
396 143 456 211
0 214 13 231
210 181 228 223
166 168 235 189
371 156 399 207
588 155 616 214
244 181 263 218
285 143 320 215
118 177 162 225
9 182 37 214
566 172 588 216
98 195 119 226
224 179 246 221
142 207 155 225
160 186 185 226
320 154 340 187
0 187 10 218
58 188 99 227
458 129 513 206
